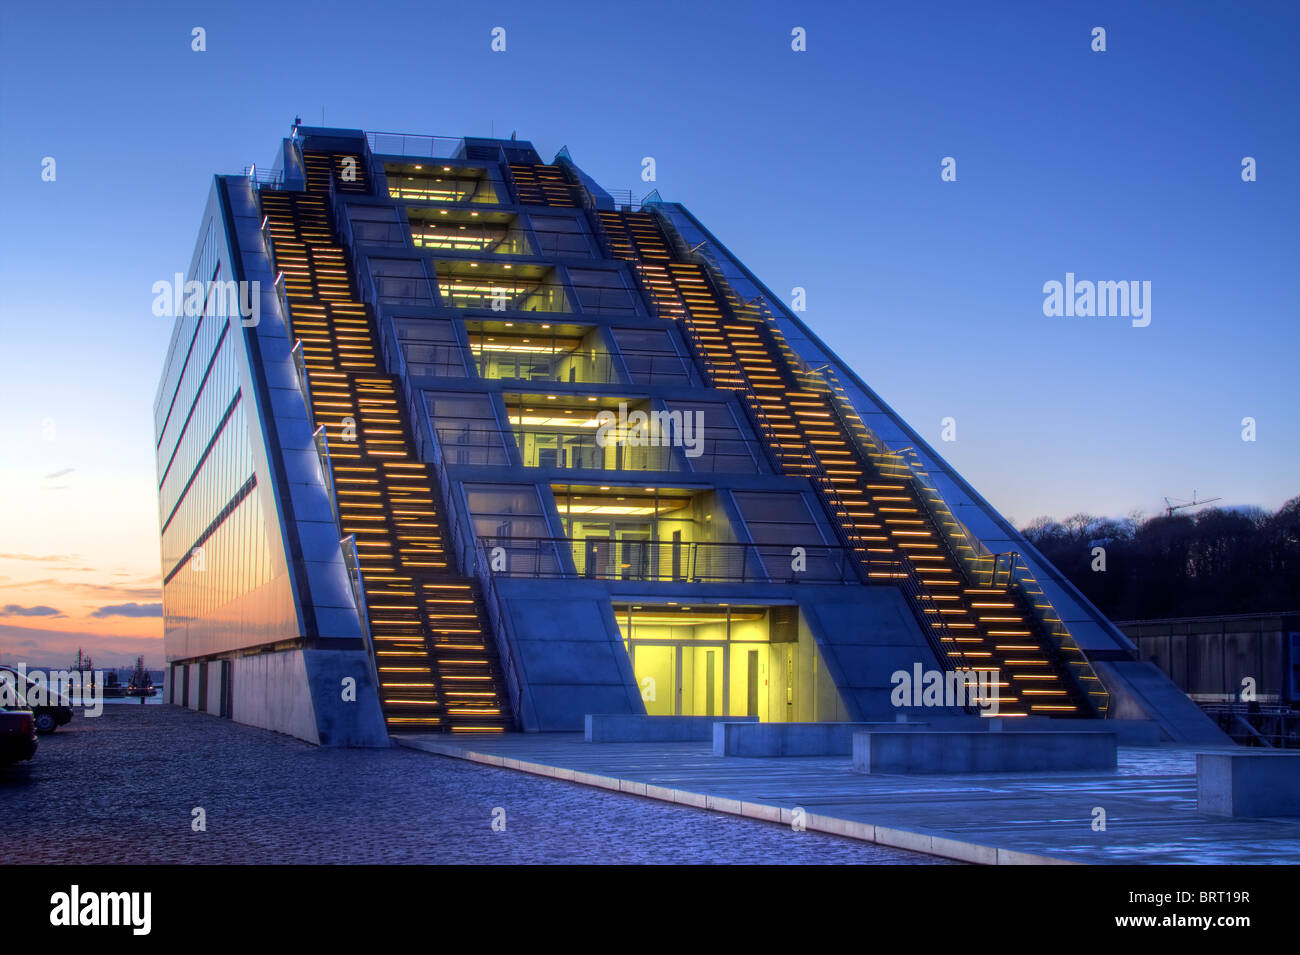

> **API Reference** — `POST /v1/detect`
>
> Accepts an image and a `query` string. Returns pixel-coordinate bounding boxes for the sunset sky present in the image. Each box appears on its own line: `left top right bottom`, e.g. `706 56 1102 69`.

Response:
0 0 1296 667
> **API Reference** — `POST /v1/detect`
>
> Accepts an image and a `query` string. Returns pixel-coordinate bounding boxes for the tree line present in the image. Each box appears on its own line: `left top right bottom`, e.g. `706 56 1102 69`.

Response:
1019 496 1300 620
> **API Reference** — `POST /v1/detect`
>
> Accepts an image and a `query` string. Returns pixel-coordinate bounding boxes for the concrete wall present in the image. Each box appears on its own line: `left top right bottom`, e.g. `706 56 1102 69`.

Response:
496 578 644 731
231 651 318 743
186 665 201 712
798 587 962 722
1094 659 1228 744
715 721 902 757
228 648 388 746
854 730 1118 774
1198 752 1300 817
586 714 757 742
204 662 223 717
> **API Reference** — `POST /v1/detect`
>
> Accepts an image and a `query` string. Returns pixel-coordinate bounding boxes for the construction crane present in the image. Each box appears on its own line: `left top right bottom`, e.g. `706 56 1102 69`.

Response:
1164 491 1223 517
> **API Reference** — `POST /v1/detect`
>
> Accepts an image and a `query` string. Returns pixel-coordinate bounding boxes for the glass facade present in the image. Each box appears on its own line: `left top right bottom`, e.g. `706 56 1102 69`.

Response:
614 603 848 722
154 188 298 661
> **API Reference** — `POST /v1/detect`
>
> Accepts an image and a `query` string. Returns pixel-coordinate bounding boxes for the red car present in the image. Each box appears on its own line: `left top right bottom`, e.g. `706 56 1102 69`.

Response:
1 685 38 765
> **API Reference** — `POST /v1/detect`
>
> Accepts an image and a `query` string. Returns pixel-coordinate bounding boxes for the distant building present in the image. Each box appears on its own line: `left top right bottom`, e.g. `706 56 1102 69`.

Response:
1121 612 1300 746
152 126 1221 745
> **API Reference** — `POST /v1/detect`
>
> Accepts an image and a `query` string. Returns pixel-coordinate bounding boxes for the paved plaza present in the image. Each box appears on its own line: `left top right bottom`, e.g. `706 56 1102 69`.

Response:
398 732 1300 865
0 706 946 865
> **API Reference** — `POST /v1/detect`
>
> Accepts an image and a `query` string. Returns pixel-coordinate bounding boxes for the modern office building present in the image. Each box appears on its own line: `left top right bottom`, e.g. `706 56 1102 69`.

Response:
153 124 1222 745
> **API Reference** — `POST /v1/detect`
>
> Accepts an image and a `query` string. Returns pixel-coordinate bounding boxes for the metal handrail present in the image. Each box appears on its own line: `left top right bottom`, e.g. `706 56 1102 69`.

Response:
366 131 464 159
244 165 284 191
340 534 383 702
389 339 695 388
480 535 891 585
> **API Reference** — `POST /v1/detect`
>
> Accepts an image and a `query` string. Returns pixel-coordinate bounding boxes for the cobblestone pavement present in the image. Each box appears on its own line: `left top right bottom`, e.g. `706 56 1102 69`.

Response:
0 706 952 864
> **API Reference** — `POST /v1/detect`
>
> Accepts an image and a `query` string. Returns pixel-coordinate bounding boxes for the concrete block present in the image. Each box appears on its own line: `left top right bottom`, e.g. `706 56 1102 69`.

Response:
585 714 757 743
981 717 1162 746
714 721 906 757
853 730 1117 774
1197 751 1300 817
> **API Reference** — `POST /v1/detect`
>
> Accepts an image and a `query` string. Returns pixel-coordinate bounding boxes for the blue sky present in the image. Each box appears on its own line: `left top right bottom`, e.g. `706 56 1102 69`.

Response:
0 0 1296 660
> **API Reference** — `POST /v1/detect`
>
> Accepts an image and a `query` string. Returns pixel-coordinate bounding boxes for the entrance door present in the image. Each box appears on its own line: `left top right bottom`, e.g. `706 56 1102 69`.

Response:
630 642 728 716
632 644 676 715
682 645 725 716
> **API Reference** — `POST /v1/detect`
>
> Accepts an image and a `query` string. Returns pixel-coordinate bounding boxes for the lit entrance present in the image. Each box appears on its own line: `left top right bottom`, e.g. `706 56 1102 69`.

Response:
614 604 801 721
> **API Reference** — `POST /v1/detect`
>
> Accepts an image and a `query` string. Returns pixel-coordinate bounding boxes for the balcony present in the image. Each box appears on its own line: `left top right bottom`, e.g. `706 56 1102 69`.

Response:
434 261 569 312
408 208 531 255
509 395 679 472
384 162 498 204
467 320 614 384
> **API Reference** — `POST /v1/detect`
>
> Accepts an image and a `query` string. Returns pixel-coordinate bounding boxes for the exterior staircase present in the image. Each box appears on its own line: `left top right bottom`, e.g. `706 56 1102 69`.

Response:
258 153 512 733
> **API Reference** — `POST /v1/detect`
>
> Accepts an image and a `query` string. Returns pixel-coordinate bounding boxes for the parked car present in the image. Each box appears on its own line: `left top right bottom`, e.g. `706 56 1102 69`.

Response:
0 687 38 765
0 665 73 734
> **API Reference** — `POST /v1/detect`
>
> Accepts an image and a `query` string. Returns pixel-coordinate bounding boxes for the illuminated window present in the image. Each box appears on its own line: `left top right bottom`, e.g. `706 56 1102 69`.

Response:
384 162 498 204
434 261 569 312
504 394 679 473
466 320 615 384
407 209 530 255
551 485 735 581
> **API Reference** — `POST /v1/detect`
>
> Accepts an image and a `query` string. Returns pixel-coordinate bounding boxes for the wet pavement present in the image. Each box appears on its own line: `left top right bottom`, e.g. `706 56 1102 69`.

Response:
397 733 1300 864
0 706 950 864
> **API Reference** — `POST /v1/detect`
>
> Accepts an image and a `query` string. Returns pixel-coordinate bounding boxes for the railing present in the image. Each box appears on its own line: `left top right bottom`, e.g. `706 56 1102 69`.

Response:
244 165 284 192
340 533 383 702
396 338 693 388
479 536 867 584
431 423 736 473
1202 704 1300 749
605 188 647 210
258 212 292 326
366 131 463 159
469 535 527 725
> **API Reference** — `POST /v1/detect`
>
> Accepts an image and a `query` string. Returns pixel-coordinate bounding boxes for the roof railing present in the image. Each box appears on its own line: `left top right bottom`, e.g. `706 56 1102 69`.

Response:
366 131 464 159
